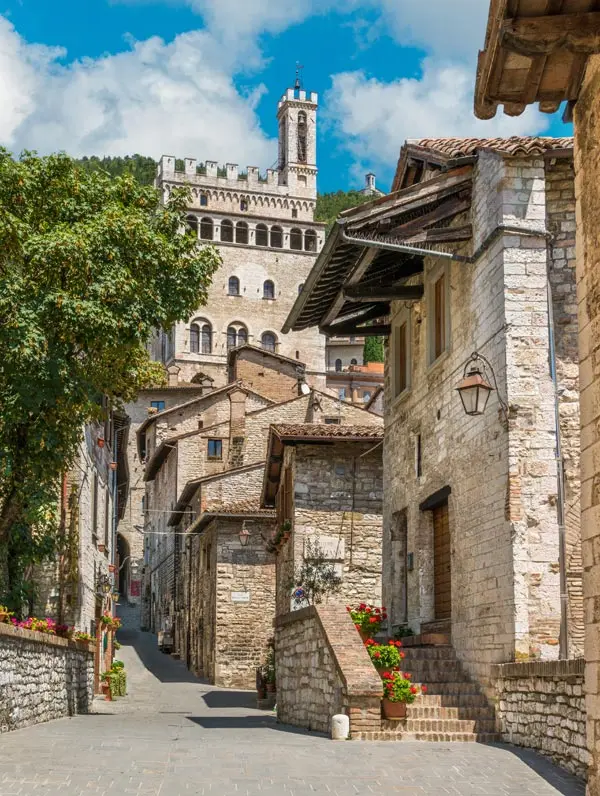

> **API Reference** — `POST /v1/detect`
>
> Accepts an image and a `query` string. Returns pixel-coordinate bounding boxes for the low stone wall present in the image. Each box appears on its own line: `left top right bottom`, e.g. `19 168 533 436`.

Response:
492 658 588 780
275 603 382 737
0 622 95 733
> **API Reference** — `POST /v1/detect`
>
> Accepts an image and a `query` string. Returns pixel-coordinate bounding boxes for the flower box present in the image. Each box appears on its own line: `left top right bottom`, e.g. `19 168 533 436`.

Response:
382 699 406 720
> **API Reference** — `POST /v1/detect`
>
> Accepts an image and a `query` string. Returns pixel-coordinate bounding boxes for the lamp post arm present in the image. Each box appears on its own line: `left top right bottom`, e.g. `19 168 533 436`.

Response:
467 351 509 420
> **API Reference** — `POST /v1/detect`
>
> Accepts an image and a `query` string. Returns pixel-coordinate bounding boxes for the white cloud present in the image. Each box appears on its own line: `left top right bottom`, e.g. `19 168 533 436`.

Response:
325 61 549 187
0 17 274 165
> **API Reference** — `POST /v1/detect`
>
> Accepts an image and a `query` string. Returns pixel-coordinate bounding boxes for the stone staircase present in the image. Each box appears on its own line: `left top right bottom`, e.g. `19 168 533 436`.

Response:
355 635 500 742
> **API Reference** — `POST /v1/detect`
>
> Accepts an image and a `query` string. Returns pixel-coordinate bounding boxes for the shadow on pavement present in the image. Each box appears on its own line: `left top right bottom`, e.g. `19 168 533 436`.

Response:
118 628 205 685
187 716 320 736
496 745 585 796
202 690 257 710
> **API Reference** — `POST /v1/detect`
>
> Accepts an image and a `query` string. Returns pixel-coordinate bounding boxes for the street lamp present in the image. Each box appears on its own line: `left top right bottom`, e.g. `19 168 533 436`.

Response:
96 573 112 597
456 352 508 420
239 522 250 547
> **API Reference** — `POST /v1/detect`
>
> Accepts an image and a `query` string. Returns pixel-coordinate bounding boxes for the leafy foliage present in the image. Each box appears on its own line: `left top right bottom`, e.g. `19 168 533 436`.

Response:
363 336 384 364
315 190 373 234
75 155 158 186
290 536 342 607
0 149 221 608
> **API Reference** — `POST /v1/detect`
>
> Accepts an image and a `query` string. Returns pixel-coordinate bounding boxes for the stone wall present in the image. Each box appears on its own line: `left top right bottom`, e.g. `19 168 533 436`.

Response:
275 604 382 736
574 52 600 796
493 658 588 780
0 623 94 733
276 442 383 615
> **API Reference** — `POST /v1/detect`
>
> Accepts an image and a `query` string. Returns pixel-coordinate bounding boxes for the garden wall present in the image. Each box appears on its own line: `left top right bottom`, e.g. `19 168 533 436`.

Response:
0 622 95 733
493 658 588 779
275 603 382 736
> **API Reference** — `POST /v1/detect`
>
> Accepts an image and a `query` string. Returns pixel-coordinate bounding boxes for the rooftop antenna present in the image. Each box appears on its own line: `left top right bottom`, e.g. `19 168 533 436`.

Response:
295 62 304 90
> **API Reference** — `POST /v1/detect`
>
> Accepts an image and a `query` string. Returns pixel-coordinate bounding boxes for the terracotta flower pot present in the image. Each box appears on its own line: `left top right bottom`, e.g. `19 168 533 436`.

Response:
97 438 105 448
101 682 112 701
382 699 406 720
257 688 266 700
266 682 276 693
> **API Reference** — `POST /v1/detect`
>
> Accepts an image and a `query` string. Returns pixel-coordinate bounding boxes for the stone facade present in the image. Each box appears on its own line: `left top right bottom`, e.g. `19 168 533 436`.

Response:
0 622 94 733
275 604 383 736
574 53 600 796
150 86 329 388
383 148 582 694
179 515 276 688
270 439 383 616
493 658 588 780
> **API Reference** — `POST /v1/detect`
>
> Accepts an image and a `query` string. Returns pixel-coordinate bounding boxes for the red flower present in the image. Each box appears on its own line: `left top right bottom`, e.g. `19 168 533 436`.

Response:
365 607 372 613
382 672 392 680
395 641 403 648
346 606 351 612
410 685 418 694
421 685 428 693
359 603 366 611
374 651 381 659
386 683 393 691
404 672 412 679
381 607 387 612
400 652 406 659
375 607 381 614
382 613 388 620
365 638 376 646
354 623 361 630
369 616 378 624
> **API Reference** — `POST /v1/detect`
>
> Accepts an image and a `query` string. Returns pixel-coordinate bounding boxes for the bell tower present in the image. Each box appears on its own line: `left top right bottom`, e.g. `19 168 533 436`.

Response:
277 74 318 200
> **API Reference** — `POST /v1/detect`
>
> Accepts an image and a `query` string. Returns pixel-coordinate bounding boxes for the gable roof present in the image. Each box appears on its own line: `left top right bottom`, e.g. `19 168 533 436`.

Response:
187 499 276 535
228 343 306 372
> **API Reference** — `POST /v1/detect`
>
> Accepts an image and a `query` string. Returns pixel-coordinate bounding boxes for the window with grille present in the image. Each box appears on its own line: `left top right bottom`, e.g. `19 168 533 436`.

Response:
263 280 275 300
228 276 240 296
270 226 283 248
235 222 248 244
221 219 234 242
256 224 268 246
200 217 213 240
261 332 276 352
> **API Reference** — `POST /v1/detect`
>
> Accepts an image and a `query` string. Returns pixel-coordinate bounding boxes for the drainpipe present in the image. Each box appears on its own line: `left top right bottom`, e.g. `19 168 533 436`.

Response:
547 281 569 660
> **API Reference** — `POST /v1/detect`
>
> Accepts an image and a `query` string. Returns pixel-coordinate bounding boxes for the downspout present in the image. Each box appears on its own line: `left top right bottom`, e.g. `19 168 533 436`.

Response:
547 281 569 660
112 424 118 603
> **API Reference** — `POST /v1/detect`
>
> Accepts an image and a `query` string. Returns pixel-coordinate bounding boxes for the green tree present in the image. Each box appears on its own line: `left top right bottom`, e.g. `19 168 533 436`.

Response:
0 150 221 602
315 190 374 234
76 154 158 186
364 337 384 364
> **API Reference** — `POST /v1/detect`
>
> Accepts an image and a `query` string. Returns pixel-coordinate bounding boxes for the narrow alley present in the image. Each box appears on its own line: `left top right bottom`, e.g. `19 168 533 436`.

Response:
0 607 585 796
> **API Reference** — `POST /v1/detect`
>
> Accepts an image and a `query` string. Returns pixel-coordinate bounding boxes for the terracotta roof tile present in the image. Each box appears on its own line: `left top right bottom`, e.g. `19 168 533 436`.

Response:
407 136 573 159
204 499 275 517
271 423 383 440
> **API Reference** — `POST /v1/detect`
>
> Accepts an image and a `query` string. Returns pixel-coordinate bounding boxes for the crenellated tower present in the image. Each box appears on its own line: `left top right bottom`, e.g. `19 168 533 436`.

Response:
277 85 318 200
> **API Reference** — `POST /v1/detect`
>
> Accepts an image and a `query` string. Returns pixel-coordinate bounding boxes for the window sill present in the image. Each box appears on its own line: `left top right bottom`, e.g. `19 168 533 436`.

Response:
207 457 223 462
390 387 412 411
427 349 451 375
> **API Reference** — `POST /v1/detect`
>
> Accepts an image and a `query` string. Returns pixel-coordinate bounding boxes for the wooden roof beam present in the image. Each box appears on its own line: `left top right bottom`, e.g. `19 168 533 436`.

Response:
344 284 424 302
501 13 600 57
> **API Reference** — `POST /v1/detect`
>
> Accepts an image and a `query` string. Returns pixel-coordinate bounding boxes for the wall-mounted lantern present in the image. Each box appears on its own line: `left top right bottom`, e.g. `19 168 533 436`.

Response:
456 352 508 420
239 522 250 547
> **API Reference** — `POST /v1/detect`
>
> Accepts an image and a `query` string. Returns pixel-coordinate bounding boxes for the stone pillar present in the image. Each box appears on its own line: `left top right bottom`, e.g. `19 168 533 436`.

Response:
574 54 600 794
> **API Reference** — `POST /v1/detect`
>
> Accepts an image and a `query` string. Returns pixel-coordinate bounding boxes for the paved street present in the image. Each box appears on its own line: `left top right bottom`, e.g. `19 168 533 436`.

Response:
0 611 585 796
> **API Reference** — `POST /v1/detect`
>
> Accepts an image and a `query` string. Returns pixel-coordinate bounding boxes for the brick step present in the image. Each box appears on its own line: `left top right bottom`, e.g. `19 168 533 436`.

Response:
407 705 495 720
414 681 484 696
401 633 450 647
353 730 500 743
400 667 467 683
398 731 500 743
398 646 457 661
415 693 489 708
402 718 498 734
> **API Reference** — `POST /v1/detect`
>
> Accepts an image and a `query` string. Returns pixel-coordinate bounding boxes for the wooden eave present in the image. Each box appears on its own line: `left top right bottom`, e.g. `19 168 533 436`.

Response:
282 166 473 337
475 0 600 119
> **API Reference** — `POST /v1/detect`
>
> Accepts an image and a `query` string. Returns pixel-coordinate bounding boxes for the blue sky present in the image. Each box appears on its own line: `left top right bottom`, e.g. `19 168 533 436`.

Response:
0 1 572 193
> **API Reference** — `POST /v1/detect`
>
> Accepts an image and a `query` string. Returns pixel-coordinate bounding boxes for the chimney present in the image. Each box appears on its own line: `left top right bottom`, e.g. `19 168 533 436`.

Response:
228 388 247 438
167 365 180 387
366 173 376 191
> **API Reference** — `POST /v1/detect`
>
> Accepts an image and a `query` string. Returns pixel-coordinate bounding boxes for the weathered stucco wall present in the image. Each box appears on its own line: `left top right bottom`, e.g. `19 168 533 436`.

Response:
0 623 94 732
493 659 588 780
574 52 600 796
275 604 382 736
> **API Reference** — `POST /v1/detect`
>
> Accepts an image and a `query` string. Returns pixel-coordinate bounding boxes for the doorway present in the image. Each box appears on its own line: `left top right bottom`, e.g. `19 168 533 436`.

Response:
432 502 451 621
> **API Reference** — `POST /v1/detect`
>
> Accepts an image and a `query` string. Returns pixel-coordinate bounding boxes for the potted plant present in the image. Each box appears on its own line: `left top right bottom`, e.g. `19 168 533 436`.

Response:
281 519 292 542
0 605 13 624
264 645 276 693
381 671 425 719
347 603 387 641
101 671 115 700
364 639 404 675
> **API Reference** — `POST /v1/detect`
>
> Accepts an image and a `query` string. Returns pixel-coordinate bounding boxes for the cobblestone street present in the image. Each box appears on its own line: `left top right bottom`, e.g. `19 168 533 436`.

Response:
0 613 586 796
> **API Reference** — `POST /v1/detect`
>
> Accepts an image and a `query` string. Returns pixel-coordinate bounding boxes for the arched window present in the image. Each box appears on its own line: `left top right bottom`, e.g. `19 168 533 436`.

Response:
200 193 208 207
186 215 198 236
255 224 268 247
305 229 317 252
263 280 275 300
235 221 249 245
240 198 248 212
298 283 304 295
227 323 248 350
261 332 277 353
297 111 307 163
350 358 358 366
270 226 283 249
228 276 240 296
221 219 234 242
335 359 342 372
190 320 212 354
290 228 303 250
200 217 213 240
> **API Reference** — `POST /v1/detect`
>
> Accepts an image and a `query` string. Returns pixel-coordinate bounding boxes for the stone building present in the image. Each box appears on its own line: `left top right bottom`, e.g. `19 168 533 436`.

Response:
474 4 600 788
326 361 384 406
284 136 582 695
149 83 341 388
262 424 383 616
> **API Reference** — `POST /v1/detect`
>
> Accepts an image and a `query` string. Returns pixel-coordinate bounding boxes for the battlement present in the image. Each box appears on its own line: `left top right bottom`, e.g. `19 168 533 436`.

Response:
278 88 318 110
158 156 273 185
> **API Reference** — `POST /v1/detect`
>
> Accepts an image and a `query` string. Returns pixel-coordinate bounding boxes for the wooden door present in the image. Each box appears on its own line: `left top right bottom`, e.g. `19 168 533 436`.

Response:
432 502 451 620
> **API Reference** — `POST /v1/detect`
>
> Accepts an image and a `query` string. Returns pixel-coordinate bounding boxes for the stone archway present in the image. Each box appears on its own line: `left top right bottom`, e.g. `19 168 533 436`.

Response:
117 533 131 602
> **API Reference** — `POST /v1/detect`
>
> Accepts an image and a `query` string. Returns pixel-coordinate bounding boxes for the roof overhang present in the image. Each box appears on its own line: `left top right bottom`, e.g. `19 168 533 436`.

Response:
475 0 600 120
282 165 474 337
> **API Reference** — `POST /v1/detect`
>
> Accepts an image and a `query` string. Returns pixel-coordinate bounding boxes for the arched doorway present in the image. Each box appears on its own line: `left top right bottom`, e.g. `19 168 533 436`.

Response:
117 533 131 602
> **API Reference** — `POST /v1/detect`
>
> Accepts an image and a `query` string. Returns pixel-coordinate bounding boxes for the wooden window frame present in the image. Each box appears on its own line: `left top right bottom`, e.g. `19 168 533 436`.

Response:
427 263 451 366
391 306 411 401
207 439 223 461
